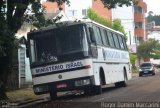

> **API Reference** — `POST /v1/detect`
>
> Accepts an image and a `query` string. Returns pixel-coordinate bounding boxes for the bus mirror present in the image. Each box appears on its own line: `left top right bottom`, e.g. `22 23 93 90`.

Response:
89 27 96 43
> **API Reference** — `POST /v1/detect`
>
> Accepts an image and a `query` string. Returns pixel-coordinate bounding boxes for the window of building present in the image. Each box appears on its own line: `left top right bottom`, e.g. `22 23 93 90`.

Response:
67 10 78 17
82 9 87 16
134 6 143 13
136 37 143 44
135 22 143 28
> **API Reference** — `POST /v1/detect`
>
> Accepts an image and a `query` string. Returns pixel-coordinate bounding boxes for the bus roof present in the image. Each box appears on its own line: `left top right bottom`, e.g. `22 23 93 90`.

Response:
27 19 124 36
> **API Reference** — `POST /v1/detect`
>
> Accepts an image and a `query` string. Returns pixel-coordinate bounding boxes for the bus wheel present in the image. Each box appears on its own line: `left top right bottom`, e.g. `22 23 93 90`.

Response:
93 85 102 95
84 87 92 95
86 84 102 95
85 86 102 96
115 71 127 87
120 75 127 87
93 74 102 95
50 91 57 100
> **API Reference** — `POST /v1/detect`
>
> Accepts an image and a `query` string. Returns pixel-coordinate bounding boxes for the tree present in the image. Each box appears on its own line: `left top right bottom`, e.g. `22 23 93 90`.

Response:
137 39 160 59
87 8 127 41
129 53 137 69
86 8 112 27
148 11 154 16
147 11 160 26
0 0 57 100
101 0 135 9
0 0 134 100
112 19 127 41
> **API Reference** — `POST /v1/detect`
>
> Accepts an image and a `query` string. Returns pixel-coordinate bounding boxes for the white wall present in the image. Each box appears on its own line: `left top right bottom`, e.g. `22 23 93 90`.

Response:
18 44 32 87
65 0 92 18
148 31 160 65
148 31 160 41
112 6 135 45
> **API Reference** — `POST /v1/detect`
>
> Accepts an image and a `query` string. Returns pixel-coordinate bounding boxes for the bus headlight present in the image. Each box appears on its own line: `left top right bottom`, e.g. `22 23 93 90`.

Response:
33 85 49 93
75 79 90 87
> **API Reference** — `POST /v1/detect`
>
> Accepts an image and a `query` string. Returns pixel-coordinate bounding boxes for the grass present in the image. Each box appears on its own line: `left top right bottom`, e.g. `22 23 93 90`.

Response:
132 67 138 73
7 88 48 103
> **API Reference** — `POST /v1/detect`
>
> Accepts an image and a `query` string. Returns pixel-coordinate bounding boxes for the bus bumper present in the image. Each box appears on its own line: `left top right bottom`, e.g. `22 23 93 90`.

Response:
33 75 95 95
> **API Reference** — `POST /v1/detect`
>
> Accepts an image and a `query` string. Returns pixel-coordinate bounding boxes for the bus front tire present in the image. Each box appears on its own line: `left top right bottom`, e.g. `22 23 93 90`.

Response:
115 81 126 88
115 74 127 88
50 91 57 100
85 86 102 95
93 85 102 95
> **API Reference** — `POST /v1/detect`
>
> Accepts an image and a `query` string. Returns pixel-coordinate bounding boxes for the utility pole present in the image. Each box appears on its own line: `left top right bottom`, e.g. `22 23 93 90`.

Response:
129 31 131 45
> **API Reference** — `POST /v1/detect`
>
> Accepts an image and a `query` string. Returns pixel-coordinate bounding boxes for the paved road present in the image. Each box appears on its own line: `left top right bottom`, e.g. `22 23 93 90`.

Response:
26 72 160 108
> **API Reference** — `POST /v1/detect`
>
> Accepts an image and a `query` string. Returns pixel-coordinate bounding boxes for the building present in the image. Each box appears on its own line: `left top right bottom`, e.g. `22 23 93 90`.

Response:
6 37 32 90
112 0 147 45
112 6 135 45
18 43 32 88
112 0 148 64
134 0 147 43
42 0 112 20
147 21 160 41
17 37 32 88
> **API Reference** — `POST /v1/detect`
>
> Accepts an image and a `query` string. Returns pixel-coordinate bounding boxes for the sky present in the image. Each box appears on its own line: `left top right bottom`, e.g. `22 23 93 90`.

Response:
144 0 160 15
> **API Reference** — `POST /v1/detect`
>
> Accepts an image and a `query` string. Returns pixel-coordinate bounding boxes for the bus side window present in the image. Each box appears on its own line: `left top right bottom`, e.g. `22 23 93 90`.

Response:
118 35 125 50
89 27 96 43
30 39 36 62
107 31 115 48
113 33 120 49
122 36 128 50
100 29 110 46
93 26 103 45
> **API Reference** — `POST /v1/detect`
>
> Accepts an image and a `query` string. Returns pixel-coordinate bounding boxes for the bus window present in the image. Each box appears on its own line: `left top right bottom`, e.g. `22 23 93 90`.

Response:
118 35 125 50
93 26 103 45
30 39 36 62
88 27 96 43
100 29 109 46
107 31 115 48
122 36 128 50
113 33 120 49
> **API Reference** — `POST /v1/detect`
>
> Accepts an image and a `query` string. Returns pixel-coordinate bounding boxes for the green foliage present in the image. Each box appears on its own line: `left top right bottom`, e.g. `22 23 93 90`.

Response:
101 0 133 9
86 8 112 27
48 0 70 6
137 39 160 59
150 54 160 59
129 53 137 65
87 8 127 41
112 19 127 41
50 0 134 9
147 12 160 26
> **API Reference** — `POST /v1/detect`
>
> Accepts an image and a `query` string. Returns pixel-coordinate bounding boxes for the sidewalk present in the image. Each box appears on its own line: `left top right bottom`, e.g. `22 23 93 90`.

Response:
132 72 138 77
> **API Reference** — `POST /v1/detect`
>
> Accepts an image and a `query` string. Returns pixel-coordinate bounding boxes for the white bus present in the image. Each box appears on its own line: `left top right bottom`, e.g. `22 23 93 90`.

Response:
26 20 132 100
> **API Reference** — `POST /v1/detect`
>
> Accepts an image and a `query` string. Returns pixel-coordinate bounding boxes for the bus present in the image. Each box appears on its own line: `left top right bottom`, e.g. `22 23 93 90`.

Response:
26 19 132 100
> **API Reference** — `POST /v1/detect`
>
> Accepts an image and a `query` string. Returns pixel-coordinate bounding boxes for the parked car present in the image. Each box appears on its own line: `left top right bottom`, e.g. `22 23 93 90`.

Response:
139 62 156 77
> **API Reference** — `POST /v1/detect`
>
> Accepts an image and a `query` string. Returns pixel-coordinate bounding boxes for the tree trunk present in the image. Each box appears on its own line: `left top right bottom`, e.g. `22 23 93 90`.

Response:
0 56 11 100
0 81 8 100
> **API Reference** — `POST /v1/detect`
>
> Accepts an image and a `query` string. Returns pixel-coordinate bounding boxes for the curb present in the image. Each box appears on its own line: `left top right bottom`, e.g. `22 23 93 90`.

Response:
18 98 44 106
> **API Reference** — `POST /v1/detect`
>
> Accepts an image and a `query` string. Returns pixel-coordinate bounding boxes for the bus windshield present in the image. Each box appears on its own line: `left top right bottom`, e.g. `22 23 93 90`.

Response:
29 24 88 64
